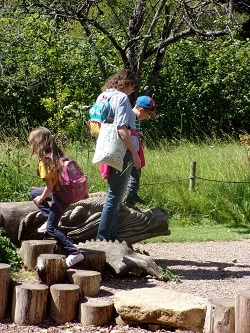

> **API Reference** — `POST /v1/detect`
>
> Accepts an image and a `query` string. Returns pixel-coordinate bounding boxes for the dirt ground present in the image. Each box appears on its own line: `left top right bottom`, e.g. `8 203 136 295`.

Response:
1 239 250 332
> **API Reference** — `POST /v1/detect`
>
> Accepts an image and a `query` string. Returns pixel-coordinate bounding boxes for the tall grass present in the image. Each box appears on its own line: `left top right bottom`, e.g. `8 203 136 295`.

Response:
140 139 250 227
0 134 249 227
0 136 38 201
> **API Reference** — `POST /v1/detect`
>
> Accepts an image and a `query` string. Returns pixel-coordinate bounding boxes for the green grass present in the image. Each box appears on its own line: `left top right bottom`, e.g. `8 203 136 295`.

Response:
139 140 250 227
0 137 249 235
144 222 250 243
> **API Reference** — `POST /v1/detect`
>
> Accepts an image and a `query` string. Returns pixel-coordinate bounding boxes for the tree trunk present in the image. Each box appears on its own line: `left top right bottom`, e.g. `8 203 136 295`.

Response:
79 249 106 276
79 298 114 326
11 282 48 325
235 290 250 333
204 298 235 333
19 240 57 270
67 269 101 297
0 263 10 320
36 253 66 286
49 284 79 323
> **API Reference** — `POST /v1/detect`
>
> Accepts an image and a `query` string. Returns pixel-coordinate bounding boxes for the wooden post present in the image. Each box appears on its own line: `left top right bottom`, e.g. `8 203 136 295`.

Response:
67 269 101 297
79 298 114 326
11 282 48 325
204 298 235 333
36 253 66 286
0 263 10 320
189 161 196 191
235 289 250 333
19 240 57 270
49 284 79 324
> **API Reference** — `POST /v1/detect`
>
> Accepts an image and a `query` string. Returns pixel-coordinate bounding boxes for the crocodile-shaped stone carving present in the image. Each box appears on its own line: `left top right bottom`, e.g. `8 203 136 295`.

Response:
78 239 163 280
0 192 170 246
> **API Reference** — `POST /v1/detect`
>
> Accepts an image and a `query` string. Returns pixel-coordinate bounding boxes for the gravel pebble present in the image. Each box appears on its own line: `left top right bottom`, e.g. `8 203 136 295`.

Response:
1 239 250 332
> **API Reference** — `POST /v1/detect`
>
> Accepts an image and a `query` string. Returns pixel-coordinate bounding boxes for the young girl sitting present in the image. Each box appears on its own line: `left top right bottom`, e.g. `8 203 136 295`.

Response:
28 126 84 268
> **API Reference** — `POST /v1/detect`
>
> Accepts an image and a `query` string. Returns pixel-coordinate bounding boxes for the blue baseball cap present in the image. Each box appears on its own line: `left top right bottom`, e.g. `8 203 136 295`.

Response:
136 96 156 118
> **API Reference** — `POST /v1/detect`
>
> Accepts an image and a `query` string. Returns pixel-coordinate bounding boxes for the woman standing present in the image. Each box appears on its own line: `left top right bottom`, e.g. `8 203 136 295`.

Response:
96 69 141 241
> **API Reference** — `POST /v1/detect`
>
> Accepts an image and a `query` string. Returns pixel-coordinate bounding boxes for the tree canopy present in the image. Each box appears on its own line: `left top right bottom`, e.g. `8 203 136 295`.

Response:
0 1 249 142
16 0 239 95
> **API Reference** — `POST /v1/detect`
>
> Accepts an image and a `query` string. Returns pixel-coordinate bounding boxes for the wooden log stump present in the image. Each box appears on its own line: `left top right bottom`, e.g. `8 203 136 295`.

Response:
49 284 80 324
79 249 106 275
11 282 48 325
79 298 114 326
0 263 10 320
67 269 101 297
19 240 57 270
36 254 66 286
235 289 250 333
204 298 235 333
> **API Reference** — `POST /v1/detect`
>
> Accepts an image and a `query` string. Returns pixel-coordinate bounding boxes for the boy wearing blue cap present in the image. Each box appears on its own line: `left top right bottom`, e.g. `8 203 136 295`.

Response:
123 96 156 207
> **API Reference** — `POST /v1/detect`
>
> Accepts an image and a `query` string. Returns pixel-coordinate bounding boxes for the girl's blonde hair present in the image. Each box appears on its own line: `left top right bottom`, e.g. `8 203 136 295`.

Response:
101 69 137 91
28 127 63 170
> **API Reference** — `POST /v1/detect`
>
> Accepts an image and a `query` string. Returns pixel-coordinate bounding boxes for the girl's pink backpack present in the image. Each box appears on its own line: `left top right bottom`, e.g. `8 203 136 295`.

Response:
57 157 89 204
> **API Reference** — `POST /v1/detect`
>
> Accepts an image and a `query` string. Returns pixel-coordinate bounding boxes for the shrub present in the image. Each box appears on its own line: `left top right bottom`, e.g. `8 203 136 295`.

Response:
0 228 22 273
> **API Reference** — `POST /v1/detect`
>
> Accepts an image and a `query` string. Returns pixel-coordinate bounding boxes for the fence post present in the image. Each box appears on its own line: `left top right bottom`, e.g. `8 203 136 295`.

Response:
189 162 196 191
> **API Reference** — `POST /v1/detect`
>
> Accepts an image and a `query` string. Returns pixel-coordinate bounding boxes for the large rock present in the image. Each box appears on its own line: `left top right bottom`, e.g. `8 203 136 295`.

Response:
114 288 207 332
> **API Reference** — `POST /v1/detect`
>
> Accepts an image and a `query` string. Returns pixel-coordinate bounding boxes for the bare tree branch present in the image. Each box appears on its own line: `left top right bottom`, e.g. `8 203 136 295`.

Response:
18 0 238 96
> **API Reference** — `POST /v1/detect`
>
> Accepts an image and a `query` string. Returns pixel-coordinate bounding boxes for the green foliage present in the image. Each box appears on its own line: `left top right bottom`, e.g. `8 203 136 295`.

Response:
0 7 249 141
0 1 250 144
134 247 181 282
0 13 104 139
145 37 250 141
0 228 22 273
159 266 181 283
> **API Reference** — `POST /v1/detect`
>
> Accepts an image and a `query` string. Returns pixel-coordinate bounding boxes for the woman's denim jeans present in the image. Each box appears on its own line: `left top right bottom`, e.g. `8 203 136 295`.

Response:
97 150 133 241
30 187 78 255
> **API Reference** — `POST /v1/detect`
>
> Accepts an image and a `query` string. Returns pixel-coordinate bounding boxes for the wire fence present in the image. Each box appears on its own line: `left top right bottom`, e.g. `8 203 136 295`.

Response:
141 162 250 189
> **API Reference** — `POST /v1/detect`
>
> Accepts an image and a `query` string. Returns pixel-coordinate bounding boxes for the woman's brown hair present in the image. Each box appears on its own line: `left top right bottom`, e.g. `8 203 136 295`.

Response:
101 69 137 91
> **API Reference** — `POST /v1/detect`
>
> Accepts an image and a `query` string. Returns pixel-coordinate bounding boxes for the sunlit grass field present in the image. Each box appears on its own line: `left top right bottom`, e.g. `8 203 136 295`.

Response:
141 140 250 225
0 136 249 242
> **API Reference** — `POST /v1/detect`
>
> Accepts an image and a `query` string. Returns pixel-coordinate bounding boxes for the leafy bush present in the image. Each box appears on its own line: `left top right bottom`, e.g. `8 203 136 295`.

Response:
144 37 250 142
0 228 22 273
0 13 249 142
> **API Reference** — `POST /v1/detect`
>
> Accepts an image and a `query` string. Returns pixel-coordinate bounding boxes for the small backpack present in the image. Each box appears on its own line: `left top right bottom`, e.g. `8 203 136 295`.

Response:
88 91 118 137
57 157 89 204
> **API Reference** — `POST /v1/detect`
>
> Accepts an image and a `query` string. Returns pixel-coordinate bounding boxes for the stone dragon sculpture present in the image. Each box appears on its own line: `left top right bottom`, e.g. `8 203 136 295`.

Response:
0 192 170 279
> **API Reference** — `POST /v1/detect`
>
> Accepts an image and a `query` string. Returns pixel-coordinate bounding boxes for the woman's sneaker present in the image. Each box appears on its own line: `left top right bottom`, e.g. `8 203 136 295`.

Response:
66 253 84 268
37 222 47 233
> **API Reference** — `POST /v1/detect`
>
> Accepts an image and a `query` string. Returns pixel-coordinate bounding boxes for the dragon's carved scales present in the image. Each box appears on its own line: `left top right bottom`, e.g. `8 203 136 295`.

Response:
78 239 163 280
0 192 169 279
3 192 169 245
61 192 170 245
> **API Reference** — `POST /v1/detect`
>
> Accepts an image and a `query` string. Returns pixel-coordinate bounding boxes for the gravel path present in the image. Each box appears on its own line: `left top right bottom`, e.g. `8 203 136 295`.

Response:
1 239 250 332
134 239 250 299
